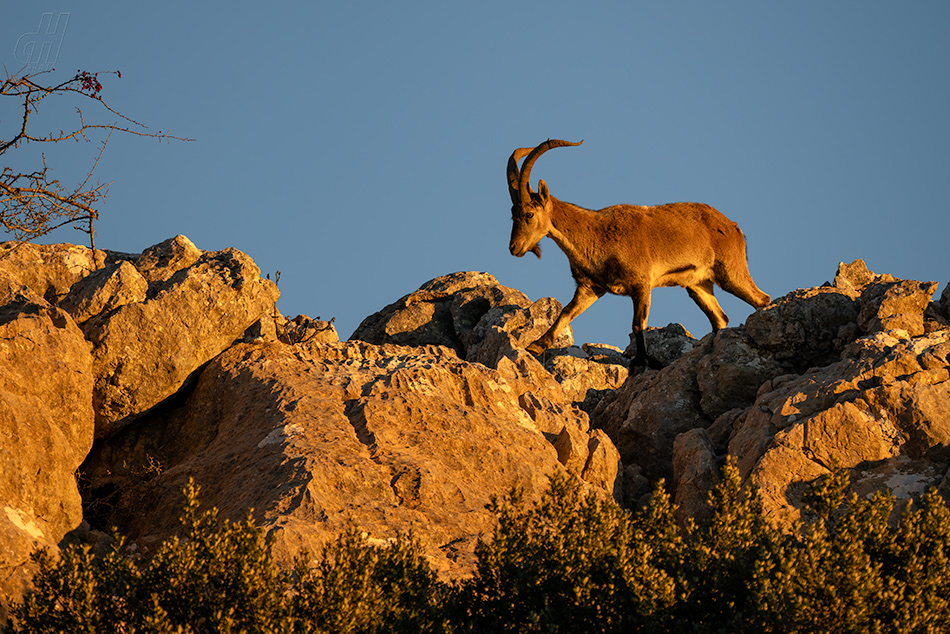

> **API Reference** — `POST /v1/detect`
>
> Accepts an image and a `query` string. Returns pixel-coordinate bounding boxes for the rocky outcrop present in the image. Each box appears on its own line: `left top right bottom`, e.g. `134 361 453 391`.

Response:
0 236 282 614
0 279 95 608
78 272 631 578
0 240 947 615
731 328 950 526
81 339 618 577
66 237 280 438
352 271 631 413
0 241 106 304
350 271 572 358
595 258 948 526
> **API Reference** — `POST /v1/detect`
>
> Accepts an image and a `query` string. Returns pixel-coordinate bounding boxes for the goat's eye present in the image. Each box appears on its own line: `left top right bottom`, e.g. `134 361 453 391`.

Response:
524 211 535 220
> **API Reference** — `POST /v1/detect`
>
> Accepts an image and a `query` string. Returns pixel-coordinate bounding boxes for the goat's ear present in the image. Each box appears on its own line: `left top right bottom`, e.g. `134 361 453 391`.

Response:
538 179 550 203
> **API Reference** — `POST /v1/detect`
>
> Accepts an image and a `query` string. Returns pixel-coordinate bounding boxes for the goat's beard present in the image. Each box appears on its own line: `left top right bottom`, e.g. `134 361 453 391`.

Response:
531 245 542 259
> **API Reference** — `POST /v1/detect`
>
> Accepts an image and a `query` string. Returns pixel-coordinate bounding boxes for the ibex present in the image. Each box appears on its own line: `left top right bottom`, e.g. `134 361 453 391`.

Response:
507 139 770 367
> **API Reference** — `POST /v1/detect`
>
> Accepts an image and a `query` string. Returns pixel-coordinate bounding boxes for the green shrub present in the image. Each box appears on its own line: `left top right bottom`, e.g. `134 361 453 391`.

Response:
290 525 448 634
6 480 446 634
459 472 695 633
674 459 780 632
7 464 950 633
750 473 950 633
10 480 287 633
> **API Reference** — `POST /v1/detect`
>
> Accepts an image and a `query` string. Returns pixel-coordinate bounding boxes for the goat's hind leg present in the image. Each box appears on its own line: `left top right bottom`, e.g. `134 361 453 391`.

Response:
687 280 729 331
527 284 601 356
718 265 771 309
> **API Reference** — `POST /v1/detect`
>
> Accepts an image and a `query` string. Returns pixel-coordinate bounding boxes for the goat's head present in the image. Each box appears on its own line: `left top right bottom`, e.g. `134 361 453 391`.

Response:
506 139 583 258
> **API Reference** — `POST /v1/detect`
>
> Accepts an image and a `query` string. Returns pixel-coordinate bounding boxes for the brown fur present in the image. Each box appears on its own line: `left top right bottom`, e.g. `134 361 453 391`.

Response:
507 140 770 367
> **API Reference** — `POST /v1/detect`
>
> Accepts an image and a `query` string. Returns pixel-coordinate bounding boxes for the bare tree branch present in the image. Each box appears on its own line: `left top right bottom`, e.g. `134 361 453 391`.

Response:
1 67 193 257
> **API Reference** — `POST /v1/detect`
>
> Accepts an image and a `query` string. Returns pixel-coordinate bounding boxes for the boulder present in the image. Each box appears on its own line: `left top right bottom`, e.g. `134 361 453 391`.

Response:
83 246 280 438
730 328 950 527
672 428 719 525
832 258 882 293
694 327 788 421
350 272 572 358
81 339 622 578
277 314 340 345
594 344 710 482
625 323 698 367
352 271 631 413
134 235 203 284
0 278 95 613
543 347 628 412
745 286 859 369
471 325 565 403
858 279 938 337
581 429 623 502
0 241 105 304
59 260 148 327
594 326 789 484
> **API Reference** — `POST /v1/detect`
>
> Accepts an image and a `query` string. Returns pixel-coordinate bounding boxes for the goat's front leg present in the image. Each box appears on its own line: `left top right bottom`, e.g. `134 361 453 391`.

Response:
527 284 601 355
629 287 662 369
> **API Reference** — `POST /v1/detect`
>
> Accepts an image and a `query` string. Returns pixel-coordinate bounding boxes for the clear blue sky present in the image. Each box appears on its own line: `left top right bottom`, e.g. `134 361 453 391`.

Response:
3 2 948 348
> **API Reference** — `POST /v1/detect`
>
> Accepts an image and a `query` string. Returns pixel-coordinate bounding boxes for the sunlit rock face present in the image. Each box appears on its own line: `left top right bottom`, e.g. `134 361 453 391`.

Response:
595 258 949 526
0 278 95 610
81 271 627 579
83 339 598 577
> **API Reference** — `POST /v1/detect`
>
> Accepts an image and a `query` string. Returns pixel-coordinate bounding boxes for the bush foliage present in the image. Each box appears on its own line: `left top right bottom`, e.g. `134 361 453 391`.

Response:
7 463 950 633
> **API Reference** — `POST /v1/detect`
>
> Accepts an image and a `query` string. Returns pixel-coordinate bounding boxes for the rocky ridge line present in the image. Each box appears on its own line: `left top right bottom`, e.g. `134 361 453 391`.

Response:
0 236 947 617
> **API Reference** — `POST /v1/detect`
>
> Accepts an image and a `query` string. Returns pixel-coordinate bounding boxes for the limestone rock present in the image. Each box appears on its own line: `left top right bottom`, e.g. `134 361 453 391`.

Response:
554 422 591 475
135 235 202 284
833 258 880 293
672 428 719 524
695 327 789 421
517 392 589 441
59 260 148 326
2 240 947 611
730 328 950 527
0 279 95 612
745 286 860 368
593 262 949 529
594 344 709 482
0 241 105 304
81 340 620 578
625 323 698 367
594 325 788 485
581 429 623 503
469 325 565 405
582 343 629 366
543 348 628 412
350 272 572 358
84 246 280 438
278 314 340 344
349 272 637 416
468 294 573 358
857 279 938 337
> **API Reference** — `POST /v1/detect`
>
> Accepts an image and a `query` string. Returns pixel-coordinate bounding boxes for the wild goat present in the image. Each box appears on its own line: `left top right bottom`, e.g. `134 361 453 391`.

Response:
507 139 770 367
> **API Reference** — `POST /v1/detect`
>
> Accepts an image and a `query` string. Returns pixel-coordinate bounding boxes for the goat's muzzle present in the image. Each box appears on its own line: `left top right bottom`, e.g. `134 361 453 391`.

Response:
510 242 542 258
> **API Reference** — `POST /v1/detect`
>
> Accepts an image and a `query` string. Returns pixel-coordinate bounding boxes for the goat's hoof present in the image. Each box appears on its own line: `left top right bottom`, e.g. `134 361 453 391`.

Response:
630 354 664 370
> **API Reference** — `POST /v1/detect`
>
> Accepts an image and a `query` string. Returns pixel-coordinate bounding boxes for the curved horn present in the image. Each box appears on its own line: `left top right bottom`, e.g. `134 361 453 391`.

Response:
518 139 583 205
507 147 534 204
